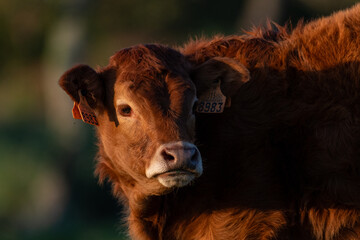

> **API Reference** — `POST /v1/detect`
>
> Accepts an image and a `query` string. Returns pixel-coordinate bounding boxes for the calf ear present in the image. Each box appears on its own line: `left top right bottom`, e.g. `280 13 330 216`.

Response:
59 64 103 107
59 64 103 125
191 57 250 98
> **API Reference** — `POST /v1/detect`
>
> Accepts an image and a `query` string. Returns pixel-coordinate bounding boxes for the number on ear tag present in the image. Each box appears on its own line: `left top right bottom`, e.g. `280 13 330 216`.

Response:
196 83 226 113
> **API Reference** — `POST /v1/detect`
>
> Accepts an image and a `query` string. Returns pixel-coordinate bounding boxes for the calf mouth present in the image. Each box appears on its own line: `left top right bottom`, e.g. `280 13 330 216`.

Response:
156 169 198 188
155 169 199 177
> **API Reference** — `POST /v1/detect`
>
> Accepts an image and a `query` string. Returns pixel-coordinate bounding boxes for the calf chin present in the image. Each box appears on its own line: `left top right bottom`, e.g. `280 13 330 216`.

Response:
157 171 196 188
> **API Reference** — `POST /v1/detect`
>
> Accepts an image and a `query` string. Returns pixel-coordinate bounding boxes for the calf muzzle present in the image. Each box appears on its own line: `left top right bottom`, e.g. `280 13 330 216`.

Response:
146 141 203 188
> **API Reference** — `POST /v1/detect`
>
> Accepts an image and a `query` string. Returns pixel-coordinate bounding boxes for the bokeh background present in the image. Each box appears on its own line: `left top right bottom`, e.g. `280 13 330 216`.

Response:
0 0 358 239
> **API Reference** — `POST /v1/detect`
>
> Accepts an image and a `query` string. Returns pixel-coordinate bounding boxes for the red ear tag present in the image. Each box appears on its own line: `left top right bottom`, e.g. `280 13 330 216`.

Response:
196 83 226 113
72 95 99 126
78 102 99 126
72 102 82 119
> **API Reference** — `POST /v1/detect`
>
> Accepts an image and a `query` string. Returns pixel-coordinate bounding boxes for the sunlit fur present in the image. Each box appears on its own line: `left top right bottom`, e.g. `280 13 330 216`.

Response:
60 45 201 239
182 3 360 240
59 4 360 240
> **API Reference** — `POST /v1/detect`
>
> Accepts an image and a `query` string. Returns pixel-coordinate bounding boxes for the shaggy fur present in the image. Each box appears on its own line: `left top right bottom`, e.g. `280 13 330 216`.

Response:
59 4 360 240
60 45 287 240
182 4 360 240
60 46 288 239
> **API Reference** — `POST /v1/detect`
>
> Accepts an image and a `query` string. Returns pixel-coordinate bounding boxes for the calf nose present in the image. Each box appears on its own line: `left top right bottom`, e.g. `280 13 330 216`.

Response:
146 141 203 179
161 145 199 169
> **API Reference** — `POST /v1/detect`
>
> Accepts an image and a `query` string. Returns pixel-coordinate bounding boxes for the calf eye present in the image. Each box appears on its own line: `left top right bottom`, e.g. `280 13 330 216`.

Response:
214 77 222 84
118 104 132 117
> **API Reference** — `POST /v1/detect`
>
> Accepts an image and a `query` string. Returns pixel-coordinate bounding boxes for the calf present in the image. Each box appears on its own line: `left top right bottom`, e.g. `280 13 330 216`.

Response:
59 4 360 239
59 44 287 239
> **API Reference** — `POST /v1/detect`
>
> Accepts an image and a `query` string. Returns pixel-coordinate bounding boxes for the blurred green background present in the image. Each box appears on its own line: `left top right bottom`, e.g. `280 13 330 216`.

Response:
0 0 358 239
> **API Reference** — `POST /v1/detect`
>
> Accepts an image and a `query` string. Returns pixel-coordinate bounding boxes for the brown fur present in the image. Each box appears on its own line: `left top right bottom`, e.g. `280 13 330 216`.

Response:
60 45 199 239
59 4 360 240
183 4 360 240
60 47 287 239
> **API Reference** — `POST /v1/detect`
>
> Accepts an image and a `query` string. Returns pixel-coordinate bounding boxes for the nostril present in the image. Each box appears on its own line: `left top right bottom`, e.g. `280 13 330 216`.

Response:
161 150 175 161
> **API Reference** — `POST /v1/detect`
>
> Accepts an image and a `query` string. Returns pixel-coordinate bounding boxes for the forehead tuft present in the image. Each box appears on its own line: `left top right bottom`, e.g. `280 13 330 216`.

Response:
109 44 190 76
110 44 194 93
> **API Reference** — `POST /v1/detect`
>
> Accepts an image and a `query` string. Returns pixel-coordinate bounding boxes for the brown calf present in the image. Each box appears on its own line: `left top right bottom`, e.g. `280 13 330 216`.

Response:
60 45 287 239
59 4 360 239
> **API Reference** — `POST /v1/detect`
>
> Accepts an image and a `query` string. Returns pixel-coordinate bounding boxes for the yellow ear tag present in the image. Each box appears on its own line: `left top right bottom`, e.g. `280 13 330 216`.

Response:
196 83 227 113
72 94 99 126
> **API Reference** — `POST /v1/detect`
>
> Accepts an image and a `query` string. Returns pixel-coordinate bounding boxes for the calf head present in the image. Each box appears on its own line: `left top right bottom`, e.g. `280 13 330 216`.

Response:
59 45 202 196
